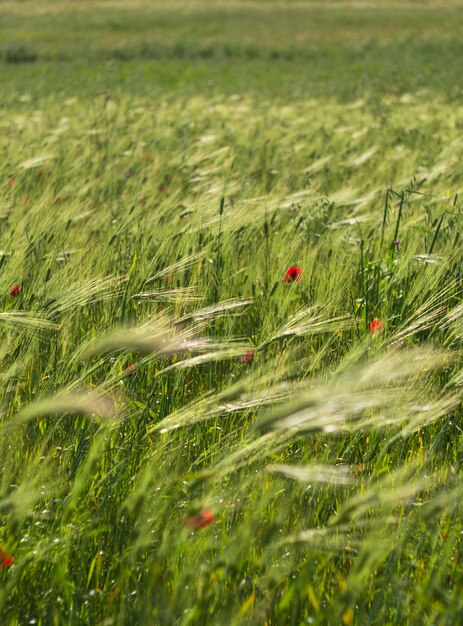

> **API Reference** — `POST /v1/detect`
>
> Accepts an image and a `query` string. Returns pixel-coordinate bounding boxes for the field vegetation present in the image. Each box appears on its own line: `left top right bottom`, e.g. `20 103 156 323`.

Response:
2 1 463 624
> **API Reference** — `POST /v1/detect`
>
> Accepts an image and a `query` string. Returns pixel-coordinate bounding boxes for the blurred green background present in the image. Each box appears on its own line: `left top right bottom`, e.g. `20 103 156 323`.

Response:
2 0 463 100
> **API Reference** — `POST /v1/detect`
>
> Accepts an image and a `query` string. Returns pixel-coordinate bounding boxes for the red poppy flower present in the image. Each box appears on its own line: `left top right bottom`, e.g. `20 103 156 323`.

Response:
0 547 13 569
8 178 15 188
10 284 21 297
184 508 215 530
125 364 136 375
241 349 255 364
283 267 302 283
369 318 383 334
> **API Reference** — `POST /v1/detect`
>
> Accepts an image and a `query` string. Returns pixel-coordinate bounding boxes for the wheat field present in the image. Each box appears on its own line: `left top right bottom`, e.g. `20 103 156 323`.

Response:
2 1 463 624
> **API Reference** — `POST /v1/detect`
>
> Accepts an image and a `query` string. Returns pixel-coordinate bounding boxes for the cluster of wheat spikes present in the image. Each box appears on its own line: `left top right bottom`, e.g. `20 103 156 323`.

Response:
0 91 463 625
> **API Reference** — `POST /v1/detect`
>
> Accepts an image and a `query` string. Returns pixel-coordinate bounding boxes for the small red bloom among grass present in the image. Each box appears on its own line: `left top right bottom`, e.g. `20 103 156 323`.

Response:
241 349 255 364
125 364 136 375
0 547 13 569
183 508 215 530
8 178 15 188
283 266 302 283
10 284 21 297
369 318 383 334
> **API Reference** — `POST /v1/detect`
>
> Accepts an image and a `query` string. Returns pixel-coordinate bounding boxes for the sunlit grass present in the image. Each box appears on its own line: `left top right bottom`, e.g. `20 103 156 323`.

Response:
2 2 463 625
